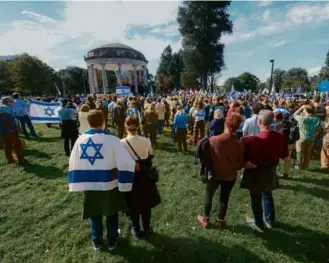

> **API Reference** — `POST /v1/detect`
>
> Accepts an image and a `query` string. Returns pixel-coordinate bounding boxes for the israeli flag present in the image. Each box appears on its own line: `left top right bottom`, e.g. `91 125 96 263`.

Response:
68 130 135 192
29 100 61 123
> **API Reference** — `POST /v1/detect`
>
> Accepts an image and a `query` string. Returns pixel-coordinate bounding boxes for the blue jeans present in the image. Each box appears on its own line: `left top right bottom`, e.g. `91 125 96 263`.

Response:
157 120 164 134
16 115 37 137
90 213 118 245
249 190 275 228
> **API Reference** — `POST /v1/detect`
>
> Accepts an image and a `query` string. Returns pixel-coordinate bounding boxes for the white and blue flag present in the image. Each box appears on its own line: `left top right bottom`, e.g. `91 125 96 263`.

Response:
29 100 61 123
68 130 135 192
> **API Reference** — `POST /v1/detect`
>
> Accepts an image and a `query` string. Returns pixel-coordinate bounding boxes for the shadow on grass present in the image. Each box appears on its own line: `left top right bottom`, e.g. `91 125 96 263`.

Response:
23 162 64 179
27 136 62 143
24 149 52 159
284 176 329 187
111 233 263 263
231 222 329 262
280 183 329 200
308 167 329 174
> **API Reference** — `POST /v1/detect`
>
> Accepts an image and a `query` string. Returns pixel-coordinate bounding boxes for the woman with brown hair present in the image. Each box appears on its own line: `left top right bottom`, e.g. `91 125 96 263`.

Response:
121 116 161 239
144 103 158 147
192 101 206 145
197 114 244 229
78 104 90 134
96 99 109 130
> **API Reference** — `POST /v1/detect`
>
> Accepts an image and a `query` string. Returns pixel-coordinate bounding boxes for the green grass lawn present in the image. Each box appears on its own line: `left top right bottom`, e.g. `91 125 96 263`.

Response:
1 124 329 263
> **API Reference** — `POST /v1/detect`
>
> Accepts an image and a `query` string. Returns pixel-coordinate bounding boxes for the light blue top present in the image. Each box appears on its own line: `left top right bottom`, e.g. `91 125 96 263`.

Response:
59 107 77 121
173 112 189 129
13 99 28 117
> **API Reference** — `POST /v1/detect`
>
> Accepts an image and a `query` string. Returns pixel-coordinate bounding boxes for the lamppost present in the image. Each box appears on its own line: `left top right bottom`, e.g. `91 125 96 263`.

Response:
269 59 275 92
81 73 87 95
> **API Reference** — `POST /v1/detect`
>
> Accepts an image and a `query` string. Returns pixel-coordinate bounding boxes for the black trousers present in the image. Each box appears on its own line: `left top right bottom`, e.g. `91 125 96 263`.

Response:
130 209 151 232
204 179 236 220
64 134 77 156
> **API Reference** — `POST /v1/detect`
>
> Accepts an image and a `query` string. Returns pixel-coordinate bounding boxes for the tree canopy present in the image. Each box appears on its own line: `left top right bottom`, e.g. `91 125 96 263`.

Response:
177 1 233 90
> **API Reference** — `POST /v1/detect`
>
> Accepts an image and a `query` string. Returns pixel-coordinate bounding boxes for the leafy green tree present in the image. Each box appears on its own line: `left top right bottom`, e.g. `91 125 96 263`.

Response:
281 67 310 90
156 46 185 91
180 72 197 89
223 77 241 92
237 72 260 91
266 68 286 91
177 1 233 89
56 67 88 95
0 61 14 92
319 50 329 81
157 45 173 76
8 53 54 94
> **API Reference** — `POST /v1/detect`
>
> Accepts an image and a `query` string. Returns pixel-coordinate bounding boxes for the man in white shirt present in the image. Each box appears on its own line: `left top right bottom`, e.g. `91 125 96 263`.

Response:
242 103 264 137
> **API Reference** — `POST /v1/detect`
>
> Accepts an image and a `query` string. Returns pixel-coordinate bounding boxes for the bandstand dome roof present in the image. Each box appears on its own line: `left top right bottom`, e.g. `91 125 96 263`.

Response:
85 42 148 63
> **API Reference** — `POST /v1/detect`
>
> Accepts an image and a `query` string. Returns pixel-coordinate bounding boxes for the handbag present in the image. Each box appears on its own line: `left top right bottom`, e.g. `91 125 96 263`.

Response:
125 139 159 183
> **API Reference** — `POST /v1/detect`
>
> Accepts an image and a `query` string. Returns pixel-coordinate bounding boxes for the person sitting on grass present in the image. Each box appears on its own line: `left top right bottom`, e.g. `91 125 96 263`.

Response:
68 110 135 252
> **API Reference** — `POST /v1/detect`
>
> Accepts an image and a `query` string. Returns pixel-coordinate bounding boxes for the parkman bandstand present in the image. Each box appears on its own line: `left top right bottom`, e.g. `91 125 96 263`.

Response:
84 43 148 94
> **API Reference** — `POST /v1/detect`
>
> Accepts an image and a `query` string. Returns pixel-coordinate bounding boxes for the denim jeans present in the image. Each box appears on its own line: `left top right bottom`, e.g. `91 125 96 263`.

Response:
90 213 118 245
249 190 275 228
157 120 164 134
16 115 37 137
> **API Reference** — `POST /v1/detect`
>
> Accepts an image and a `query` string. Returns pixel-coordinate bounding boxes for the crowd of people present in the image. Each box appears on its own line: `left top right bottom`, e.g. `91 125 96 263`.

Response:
1 90 329 251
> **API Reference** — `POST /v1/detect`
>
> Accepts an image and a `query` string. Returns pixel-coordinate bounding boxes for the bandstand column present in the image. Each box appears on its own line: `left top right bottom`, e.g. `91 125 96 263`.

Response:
88 65 94 94
138 70 142 85
133 65 138 95
116 64 122 86
93 67 99 94
101 63 107 94
143 67 148 87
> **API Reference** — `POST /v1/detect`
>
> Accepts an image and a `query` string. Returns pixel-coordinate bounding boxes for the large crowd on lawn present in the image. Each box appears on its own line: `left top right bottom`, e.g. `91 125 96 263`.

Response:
0 91 329 251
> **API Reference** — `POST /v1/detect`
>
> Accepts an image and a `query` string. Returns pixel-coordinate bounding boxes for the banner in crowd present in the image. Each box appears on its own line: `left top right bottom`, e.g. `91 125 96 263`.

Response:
116 86 131 96
29 100 61 123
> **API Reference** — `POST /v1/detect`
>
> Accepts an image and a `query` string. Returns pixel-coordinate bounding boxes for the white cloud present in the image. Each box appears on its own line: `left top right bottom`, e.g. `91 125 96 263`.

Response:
0 1 181 74
269 40 287 48
223 2 329 45
254 1 272 7
308 66 322 76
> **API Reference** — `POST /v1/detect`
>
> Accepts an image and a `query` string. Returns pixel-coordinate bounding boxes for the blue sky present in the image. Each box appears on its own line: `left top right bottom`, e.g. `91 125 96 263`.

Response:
0 1 329 84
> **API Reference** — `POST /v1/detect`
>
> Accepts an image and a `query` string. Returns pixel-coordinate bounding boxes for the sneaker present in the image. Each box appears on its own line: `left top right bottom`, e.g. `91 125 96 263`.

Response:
246 217 264 233
92 241 102 251
264 221 274 229
108 240 118 252
130 227 141 240
197 215 210 228
282 173 289 178
215 219 226 229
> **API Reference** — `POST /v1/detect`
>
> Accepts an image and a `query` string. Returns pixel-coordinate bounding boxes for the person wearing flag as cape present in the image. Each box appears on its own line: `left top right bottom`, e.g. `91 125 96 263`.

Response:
68 110 136 252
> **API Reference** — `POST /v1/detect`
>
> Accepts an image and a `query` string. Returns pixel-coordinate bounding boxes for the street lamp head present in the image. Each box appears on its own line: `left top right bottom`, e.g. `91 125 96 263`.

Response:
270 59 275 63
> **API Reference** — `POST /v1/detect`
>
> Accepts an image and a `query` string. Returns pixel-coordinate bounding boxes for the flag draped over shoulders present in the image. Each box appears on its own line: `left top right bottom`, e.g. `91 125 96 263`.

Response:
68 129 135 192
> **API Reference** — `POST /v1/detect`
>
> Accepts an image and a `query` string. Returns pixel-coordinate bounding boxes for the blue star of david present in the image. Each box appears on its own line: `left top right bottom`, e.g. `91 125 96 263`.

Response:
80 138 104 165
44 107 55 117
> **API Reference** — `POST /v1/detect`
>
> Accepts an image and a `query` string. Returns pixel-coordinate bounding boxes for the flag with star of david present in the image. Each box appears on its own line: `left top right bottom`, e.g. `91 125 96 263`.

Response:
29 100 61 123
68 130 136 192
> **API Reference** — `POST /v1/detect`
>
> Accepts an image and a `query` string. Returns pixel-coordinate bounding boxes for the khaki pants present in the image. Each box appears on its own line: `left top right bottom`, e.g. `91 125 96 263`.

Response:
283 144 295 174
193 120 205 145
296 140 314 170
321 133 329 168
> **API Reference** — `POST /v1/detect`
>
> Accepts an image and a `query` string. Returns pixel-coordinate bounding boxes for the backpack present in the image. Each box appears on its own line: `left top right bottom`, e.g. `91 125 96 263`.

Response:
287 117 300 143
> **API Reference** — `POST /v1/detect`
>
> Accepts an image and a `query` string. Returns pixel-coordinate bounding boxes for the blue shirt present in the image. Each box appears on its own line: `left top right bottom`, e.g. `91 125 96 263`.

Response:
126 108 140 121
0 105 17 134
59 107 77 121
173 112 189 129
13 99 28 117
